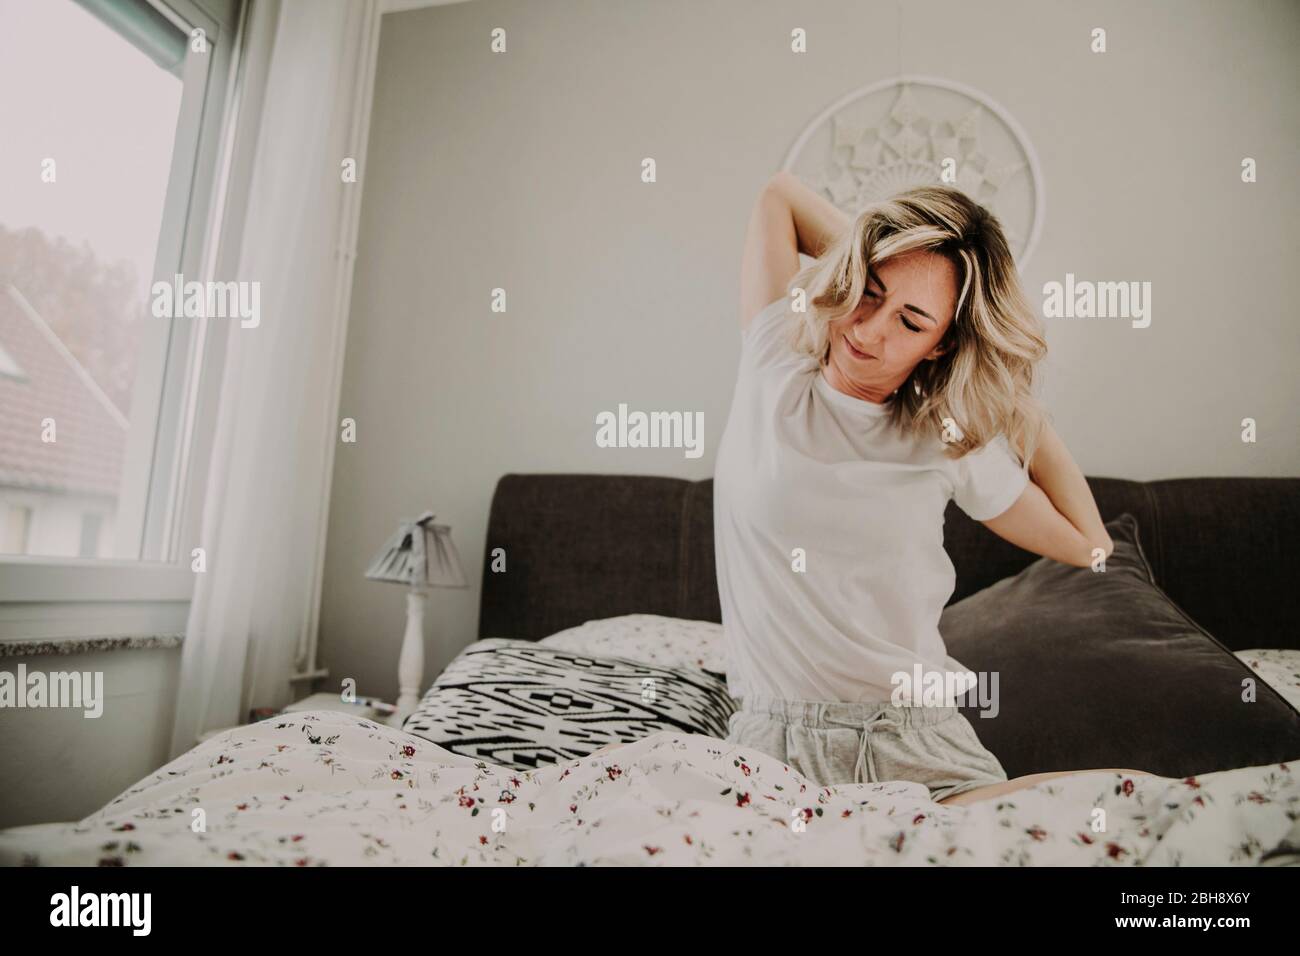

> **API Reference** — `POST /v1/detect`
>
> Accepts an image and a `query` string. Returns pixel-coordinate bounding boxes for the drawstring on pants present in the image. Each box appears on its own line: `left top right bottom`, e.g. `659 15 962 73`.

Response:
852 707 903 784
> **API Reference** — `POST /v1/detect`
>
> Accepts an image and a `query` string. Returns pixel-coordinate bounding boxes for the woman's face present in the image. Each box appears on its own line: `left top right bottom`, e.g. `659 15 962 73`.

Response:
822 249 959 404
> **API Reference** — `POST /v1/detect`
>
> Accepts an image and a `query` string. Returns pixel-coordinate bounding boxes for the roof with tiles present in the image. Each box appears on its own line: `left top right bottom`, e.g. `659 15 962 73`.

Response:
0 285 127 499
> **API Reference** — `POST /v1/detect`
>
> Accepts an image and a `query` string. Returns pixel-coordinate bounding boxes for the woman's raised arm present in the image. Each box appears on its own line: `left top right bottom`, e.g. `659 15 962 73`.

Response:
739 172 851 332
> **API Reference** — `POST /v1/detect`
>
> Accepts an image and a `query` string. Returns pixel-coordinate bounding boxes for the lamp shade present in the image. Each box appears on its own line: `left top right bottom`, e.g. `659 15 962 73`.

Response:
365 511 468 589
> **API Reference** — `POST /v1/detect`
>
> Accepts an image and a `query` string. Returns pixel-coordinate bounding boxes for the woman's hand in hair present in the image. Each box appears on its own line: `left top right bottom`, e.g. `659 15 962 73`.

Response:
766 171 851 260
739 173 850 332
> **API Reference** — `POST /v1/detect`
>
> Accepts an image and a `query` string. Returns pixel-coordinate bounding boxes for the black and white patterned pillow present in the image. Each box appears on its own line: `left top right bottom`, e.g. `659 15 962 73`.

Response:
401 638 737 769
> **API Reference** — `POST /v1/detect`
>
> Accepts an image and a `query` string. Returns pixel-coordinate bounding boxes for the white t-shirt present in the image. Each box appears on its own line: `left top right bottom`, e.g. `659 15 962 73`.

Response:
713 295 1030 705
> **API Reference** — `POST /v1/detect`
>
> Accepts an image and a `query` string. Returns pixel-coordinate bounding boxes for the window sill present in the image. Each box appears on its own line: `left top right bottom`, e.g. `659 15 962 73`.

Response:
0 633 184 657
0 557 195 603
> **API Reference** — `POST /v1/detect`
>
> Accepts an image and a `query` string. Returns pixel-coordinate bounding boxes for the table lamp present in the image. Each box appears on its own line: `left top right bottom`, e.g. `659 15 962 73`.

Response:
365 511 468 721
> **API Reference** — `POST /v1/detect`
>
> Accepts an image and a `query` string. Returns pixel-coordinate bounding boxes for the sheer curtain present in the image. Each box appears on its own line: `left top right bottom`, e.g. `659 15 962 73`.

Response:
169 0 379 758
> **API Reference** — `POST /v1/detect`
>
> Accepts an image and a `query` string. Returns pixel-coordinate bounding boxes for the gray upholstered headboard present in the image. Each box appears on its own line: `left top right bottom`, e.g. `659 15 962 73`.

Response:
477 473 1300 653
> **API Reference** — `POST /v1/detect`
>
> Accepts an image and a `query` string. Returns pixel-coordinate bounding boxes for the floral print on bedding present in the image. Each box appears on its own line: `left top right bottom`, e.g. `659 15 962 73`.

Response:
1235 649 1300 714
537 614 728 678
1 710 1295 867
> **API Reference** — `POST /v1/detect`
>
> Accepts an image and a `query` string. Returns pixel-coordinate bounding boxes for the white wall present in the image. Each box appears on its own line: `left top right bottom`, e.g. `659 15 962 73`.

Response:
0 648 180 827
317 0 1300 702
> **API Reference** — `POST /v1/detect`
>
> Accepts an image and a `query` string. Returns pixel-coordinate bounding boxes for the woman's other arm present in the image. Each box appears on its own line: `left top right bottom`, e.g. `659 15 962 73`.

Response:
740 171 850 331
1024 419 1113 557
980 420 1114 568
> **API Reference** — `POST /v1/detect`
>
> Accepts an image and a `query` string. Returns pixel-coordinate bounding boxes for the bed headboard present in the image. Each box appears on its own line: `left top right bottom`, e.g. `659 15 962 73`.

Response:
477 473 1300 652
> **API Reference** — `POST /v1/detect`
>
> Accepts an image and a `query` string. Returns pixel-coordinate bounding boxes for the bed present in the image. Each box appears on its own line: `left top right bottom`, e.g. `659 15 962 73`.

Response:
2 473 1299 866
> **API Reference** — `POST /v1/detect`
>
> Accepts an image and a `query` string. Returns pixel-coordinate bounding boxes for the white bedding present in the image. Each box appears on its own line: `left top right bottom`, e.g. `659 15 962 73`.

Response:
1 709 1295 866
1235 648 1300 713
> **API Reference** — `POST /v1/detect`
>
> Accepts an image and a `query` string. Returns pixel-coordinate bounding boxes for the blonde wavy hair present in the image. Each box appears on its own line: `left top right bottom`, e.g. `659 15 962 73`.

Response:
787 184 1046 466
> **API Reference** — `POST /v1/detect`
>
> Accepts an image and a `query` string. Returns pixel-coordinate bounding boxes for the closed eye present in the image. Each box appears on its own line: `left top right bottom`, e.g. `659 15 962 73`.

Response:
865 290 922 333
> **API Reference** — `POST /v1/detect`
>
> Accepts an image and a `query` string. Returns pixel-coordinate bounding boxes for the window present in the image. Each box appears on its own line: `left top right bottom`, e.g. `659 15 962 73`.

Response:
0 339 24 381
0 0 242 565
79 512 104 558
0 0 245 619
3 505 32 554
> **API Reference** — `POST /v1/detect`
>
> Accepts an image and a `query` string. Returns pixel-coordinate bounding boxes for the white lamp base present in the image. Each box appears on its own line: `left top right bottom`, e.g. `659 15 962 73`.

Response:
395 588 427 723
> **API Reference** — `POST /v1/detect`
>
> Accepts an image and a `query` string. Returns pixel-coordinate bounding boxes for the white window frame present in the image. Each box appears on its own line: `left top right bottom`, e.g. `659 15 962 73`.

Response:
0 0 253 624
114 0 231 565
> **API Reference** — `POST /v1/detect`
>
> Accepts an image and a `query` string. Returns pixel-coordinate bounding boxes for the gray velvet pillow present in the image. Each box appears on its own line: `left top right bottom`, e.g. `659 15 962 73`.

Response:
942 512 1300 778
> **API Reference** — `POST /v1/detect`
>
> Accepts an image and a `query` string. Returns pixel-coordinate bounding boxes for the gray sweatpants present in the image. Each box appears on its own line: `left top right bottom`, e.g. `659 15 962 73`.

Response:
725 693 1008 802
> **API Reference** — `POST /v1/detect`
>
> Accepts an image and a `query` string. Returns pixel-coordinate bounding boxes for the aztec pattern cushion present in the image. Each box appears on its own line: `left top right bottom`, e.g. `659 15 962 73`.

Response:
400 638 737 769
538 614 727 679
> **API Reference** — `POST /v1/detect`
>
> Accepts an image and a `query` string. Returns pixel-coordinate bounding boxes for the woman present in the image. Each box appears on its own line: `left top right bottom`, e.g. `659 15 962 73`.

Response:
715 171 1149 806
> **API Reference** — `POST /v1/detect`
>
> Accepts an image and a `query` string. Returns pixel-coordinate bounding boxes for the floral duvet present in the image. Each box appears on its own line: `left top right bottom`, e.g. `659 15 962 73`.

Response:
1 710 1296 866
